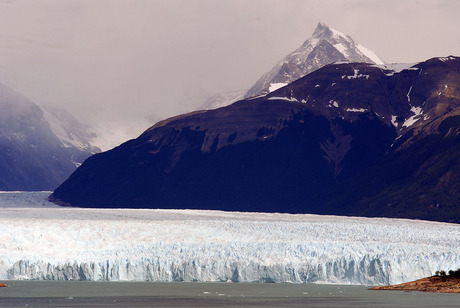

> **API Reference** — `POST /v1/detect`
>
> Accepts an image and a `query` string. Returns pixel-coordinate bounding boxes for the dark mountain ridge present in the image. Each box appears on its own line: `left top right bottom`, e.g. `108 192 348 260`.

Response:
51 56 460 223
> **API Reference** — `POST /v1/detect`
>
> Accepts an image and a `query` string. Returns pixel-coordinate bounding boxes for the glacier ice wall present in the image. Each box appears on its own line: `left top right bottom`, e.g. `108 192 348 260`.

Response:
1 192 460 285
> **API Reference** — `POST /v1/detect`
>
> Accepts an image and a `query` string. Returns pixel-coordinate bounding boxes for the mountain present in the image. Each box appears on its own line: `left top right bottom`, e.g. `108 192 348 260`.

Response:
0 83 100 190
199 22 384 111
42 106 101 157
244 22 384 98
50 56 460 223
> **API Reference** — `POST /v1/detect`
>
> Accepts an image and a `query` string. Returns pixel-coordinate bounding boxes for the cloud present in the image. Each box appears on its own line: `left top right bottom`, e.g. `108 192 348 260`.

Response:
0 0 459 147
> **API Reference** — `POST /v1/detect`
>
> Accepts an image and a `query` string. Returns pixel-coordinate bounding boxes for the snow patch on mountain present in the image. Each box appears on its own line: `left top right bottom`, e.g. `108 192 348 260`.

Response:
329 26 348 40
373 63 419 76
356 43 384 65
407 85 413 102
268 96 299 103
346 108 367 113
403 106 424 128
391 115 399 127
345 69 370 80
269 83 288 92
439 56 457 62
333 43 347 55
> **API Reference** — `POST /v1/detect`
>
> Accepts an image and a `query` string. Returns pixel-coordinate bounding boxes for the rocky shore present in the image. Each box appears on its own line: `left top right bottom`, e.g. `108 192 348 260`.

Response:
370 276 460 293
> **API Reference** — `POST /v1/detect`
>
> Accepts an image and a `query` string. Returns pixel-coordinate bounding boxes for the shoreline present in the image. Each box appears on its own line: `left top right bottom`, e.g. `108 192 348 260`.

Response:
369 276 460 293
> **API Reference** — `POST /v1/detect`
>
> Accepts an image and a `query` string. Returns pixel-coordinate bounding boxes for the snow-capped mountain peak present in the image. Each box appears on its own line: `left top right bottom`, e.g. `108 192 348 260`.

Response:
296 22 384 66
244 22 384 98
312 21 349 42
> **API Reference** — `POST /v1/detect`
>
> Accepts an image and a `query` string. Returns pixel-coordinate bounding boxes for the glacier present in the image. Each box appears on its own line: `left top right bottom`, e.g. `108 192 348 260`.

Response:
1 192 459 285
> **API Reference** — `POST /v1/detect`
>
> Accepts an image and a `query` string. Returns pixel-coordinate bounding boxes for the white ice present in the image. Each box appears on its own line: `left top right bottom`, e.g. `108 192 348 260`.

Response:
345 70 369 80
439 56 457 62
391 115 398 127
346 108 367 113
356 44 385 65
407 85 413 102
403 106 423 128
268 83 288 92
333 43 347 55
267 96 299 103
1 192 459 285
373 63 419 75
330 27 348 41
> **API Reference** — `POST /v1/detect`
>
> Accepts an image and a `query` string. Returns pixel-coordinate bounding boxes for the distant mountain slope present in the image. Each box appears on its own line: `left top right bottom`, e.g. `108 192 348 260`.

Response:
0 83 99 190
51 56 460 223
42 106 101 157
244 22 384 98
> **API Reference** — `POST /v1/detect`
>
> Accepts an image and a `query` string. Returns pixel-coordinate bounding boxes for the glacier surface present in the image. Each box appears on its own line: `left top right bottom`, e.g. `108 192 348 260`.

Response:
1 192 459 285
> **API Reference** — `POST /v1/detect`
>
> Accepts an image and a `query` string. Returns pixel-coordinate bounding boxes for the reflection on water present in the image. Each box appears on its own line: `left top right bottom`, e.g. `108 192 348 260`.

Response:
0 281 459 307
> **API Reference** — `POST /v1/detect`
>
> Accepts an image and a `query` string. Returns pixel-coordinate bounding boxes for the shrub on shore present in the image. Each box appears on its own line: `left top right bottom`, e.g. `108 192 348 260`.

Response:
434 269 460 278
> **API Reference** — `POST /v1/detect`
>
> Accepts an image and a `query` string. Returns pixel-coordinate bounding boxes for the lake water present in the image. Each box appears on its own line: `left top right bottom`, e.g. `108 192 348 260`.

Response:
0 281 459 307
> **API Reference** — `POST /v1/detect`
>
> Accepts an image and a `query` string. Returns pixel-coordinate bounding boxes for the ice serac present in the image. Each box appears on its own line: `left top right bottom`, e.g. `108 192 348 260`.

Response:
244 22 384 98
1 192 460 285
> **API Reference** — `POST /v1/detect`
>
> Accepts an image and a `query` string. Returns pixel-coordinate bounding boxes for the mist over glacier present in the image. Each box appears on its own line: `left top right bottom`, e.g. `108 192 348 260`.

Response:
1 192 459 285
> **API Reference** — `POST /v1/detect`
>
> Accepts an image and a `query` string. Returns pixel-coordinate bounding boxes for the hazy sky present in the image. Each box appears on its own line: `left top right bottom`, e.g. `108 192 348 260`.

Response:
1 0 460 147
